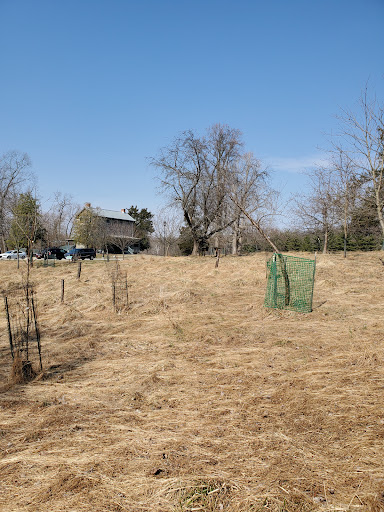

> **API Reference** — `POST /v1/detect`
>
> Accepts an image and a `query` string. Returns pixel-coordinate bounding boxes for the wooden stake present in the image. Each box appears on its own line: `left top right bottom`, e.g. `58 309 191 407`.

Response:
215 248 220 268
25 285 30 360
112 281 116 312
31 290 43 372
125 274 129 308
4 296 14 359
77 261 82 280
61 279 65 303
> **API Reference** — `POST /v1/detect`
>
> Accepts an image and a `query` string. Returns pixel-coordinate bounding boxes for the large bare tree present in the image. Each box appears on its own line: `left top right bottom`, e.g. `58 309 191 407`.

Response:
151 125 243 254
151 124 246 254
0 151 34 252
334 90 384 244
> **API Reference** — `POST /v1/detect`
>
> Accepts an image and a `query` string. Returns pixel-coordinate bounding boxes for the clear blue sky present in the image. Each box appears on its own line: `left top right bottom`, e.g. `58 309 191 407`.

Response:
1 0 383 218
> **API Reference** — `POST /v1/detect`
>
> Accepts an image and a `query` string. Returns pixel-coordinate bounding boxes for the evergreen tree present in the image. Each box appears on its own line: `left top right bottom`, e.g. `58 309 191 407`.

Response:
8 192 45 253
127 206 154 251
177 226 194 255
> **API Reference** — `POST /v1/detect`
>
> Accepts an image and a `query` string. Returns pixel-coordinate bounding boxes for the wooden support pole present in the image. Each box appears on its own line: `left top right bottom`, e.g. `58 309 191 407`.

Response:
77 261 82 280
61 279 65 303
4 296 14 359
25 285 30 360
112 281 116 312
31 290 43 372
215 248 220 268
125 274 129 308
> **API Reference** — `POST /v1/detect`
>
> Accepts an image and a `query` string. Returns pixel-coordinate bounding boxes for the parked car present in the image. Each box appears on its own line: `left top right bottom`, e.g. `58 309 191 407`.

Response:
65 248 96 260
40 247 67 260
0 250 27 260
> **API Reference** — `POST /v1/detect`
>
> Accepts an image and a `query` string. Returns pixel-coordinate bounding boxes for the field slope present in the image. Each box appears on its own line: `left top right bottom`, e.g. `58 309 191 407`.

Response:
1 253 384 511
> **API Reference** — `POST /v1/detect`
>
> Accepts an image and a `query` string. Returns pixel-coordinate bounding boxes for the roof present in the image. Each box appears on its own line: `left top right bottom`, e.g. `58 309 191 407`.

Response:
96 209 135 222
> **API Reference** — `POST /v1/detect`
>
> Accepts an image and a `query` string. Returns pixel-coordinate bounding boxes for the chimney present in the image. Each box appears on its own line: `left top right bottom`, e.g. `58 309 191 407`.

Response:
85 202 91 208
121 208 126 214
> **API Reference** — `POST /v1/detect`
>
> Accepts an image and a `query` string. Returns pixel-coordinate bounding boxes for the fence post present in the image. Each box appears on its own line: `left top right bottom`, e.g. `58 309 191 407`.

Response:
112 281 116 312
61 279 65 303
77 261 82 280
215 248 220 268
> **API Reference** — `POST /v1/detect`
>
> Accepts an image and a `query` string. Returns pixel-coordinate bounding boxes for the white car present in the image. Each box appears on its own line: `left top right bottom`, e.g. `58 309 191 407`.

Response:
0 250 27 260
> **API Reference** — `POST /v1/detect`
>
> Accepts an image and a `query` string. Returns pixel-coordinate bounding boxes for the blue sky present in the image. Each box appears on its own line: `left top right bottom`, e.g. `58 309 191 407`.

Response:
1 0 383 219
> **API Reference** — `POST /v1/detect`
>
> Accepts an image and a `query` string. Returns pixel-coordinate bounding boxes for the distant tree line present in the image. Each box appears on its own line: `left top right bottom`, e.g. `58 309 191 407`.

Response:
1 87 383 257
150 88 383 256
0 151 154 257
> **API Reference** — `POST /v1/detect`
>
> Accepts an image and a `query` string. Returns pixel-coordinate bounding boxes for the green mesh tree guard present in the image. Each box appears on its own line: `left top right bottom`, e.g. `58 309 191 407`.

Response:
265 253 316 313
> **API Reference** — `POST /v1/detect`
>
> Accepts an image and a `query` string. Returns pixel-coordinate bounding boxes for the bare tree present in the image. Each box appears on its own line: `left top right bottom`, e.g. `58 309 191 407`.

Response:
151 208 183 256
108 220 136 258
229 152 270 255
151 124 243 255
328 150 360 257
334 89 384 244
293 166 339 253
0 151 34 252
43 192 80 246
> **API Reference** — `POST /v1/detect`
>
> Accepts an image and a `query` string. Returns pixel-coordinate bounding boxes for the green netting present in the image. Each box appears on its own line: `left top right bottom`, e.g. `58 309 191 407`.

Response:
264 253 316 313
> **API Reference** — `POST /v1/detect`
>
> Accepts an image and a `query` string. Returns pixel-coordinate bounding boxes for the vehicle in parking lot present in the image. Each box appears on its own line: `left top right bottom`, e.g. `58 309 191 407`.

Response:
65 248 96 260
39 247 67 260
0 250 27 260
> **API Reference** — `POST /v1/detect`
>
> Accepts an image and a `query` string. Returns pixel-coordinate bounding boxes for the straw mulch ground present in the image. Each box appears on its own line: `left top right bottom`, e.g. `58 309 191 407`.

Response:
0 253 384 512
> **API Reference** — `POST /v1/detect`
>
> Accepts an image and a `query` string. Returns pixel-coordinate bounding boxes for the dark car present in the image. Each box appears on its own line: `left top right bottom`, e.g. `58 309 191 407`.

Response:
40 247 67 260
65 248 96 260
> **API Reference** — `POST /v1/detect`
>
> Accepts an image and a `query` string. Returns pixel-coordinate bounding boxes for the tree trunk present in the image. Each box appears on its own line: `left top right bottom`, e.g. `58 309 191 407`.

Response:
375 189 384 249
323 230 328 254
232 230 242 255
232 231 237 255
237 228 243 255
232 217 241 255
0 233 5 253
343 216 347 259
192 239 199 256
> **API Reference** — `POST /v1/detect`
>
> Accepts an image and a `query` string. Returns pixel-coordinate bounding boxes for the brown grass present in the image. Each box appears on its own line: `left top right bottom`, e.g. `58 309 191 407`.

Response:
0 252 384 511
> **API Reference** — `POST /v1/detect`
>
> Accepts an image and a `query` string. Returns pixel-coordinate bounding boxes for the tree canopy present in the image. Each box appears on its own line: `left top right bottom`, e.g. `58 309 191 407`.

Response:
127 206 154 251
151 124 269 255
8 192 45 251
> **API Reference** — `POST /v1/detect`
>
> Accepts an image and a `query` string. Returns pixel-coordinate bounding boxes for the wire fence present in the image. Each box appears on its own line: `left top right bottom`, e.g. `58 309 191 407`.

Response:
265 253 316 313
3 283 42 381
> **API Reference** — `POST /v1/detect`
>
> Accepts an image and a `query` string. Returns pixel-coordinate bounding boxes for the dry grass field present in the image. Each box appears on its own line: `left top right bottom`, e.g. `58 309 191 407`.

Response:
0 252 384 512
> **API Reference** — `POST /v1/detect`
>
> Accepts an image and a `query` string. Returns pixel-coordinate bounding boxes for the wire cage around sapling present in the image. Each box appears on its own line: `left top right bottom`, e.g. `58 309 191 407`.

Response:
264 253 316 313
